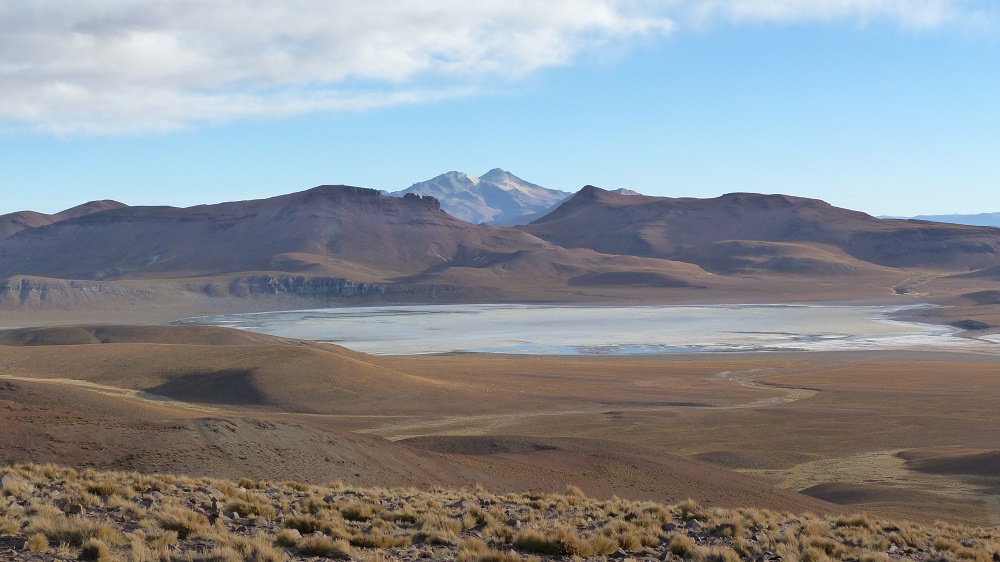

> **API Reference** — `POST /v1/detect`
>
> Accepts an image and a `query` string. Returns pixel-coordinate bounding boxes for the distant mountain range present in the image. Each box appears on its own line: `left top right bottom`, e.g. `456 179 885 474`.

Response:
388 169 571 226
3 183 1000 312
885 213 1000 228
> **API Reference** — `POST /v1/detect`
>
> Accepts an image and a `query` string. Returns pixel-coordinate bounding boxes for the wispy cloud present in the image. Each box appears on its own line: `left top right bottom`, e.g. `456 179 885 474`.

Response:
0 0 993 135
676 0 994 29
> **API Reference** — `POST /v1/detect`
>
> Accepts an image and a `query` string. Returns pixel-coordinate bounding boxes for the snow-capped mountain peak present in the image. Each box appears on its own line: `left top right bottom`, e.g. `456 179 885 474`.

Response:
390 168 570 225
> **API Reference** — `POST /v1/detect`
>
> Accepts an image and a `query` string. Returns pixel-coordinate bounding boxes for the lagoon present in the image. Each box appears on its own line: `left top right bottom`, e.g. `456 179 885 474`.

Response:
176 303 986 355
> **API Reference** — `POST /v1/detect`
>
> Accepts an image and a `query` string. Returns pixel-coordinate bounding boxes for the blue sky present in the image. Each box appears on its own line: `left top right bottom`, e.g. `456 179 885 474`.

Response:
1 1 998 217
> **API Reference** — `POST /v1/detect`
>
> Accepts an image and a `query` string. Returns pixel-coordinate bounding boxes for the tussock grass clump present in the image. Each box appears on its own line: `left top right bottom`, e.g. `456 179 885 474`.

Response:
156 506 210 539
836 512 875 530
386 503 421 524
669 532 697 556
460 549 531 562
27 533 49 552
418 512 463 545
227 533 288 562
339 500 377 521
78 537 110 561
694 545 742 562
300 534 355 558
349 527 412 548
678 498 709 521
223 491 276 518
513 526 598 556
86 480 132 499
283 513 324 534
26 513 120 547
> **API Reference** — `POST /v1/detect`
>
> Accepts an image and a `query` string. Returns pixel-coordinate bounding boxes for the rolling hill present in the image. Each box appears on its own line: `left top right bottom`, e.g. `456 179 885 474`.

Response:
0 200 125 241
520 186 1000 273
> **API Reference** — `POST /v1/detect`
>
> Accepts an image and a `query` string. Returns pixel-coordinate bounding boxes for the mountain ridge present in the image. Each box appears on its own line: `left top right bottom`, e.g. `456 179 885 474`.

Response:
521 186 1000 273
884 212 1000 228
3 182 1000 316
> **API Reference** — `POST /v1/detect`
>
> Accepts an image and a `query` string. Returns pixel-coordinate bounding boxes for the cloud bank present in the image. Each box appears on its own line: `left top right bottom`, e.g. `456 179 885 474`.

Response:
1 0 993 134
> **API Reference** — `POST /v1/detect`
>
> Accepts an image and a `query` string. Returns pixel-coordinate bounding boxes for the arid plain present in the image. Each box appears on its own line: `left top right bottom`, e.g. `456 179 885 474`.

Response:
2 322 999 528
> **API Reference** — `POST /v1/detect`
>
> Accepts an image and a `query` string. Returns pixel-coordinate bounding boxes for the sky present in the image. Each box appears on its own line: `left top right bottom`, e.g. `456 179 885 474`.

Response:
1 0 998 217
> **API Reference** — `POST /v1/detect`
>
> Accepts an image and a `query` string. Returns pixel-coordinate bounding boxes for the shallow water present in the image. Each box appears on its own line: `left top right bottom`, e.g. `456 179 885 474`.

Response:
176 303 991 355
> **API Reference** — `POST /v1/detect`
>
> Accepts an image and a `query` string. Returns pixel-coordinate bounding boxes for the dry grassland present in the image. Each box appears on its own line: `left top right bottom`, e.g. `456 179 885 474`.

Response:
3 463 1000 561
2 325 999 532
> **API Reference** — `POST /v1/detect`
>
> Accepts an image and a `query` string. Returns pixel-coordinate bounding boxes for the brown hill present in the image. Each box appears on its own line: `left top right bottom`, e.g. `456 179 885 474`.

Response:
520 186 1000 273
51 199 127 221
0 211 53 241
0 325 471 416
0 186 726 311
0 324 289 347
0 200 126 241
0 324 843 514
0 186 554 281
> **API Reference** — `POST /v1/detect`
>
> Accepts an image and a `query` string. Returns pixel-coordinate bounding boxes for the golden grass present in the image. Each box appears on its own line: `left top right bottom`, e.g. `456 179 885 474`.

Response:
156 506 210 539
2 462 1000 561
223 491 276 518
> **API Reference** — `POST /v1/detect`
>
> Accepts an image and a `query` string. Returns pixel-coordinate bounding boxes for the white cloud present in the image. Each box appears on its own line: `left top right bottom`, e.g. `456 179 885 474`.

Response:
676 0 991 29
0 0 993 135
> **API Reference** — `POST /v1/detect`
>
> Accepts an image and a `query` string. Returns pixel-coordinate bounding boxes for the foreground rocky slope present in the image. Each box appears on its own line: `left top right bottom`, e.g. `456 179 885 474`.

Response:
2 463 998 561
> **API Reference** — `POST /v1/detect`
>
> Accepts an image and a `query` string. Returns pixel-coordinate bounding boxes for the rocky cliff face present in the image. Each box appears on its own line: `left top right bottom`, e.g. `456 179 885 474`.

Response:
0 277 153 309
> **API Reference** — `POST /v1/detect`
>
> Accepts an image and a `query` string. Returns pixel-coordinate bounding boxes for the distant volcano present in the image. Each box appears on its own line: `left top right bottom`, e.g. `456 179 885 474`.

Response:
389 168 571 225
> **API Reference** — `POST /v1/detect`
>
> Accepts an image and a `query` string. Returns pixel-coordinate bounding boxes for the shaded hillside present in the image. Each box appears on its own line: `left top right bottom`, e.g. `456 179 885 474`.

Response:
391 169 570 225
0 186 553 282
0 324 480 417
521 186 1000 273
0 200 125 241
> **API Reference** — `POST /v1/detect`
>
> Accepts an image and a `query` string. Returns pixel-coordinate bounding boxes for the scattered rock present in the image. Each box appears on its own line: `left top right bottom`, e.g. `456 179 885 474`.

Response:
684 519 703 531
0 536 27 551
196 486 226 500
1 474 28 491
64 503 86 515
